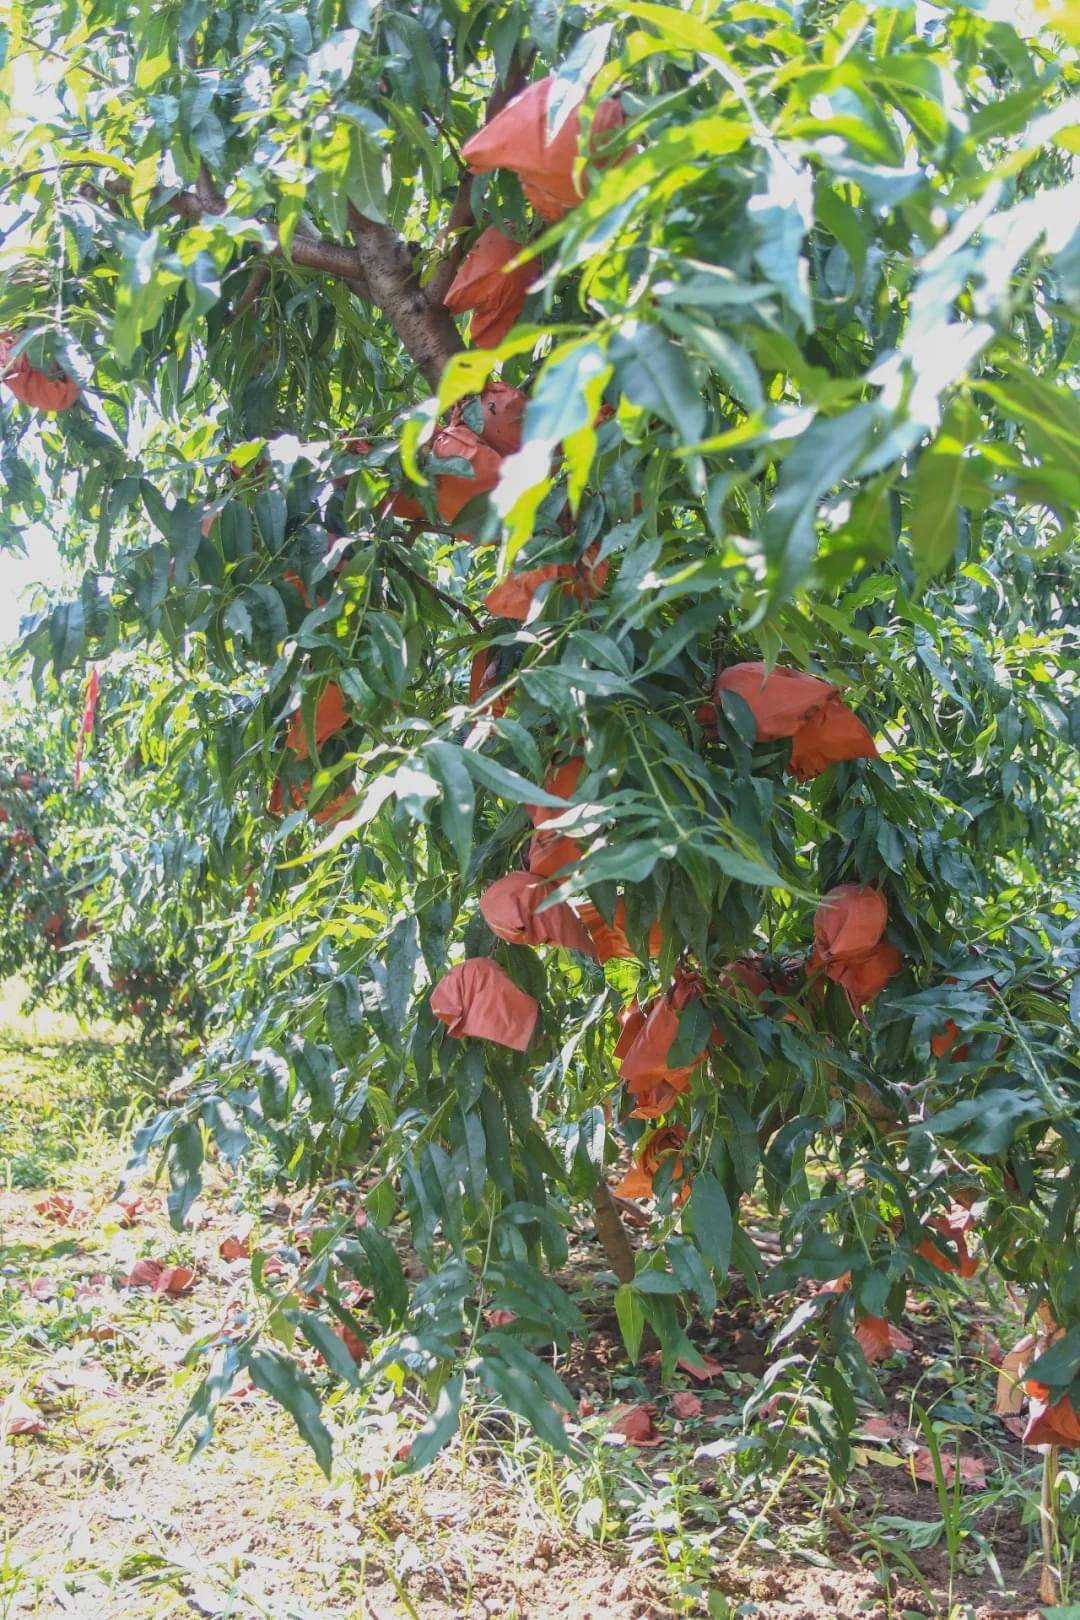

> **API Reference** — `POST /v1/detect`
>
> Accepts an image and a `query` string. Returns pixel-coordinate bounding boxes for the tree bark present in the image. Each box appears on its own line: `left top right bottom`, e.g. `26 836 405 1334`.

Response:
347 206 462 389
593 1180 636 1284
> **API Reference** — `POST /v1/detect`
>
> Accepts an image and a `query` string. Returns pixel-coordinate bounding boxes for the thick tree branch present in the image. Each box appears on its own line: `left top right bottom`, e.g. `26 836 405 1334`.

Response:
347 205 462 389
102 177 460 386
101 177 373 298
593 1180 636 1284
225 261 270 325
425 182 478 309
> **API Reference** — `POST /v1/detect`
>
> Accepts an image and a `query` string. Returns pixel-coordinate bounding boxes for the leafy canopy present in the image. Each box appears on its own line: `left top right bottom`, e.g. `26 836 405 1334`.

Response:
1 0 1079 1468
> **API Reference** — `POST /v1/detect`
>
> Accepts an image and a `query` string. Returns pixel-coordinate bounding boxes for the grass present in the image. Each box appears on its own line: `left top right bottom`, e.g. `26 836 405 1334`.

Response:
0 988 1076 1619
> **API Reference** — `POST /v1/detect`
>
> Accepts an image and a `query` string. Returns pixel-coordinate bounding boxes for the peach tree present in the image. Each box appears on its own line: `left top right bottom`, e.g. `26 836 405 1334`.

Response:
2 0 1079 1473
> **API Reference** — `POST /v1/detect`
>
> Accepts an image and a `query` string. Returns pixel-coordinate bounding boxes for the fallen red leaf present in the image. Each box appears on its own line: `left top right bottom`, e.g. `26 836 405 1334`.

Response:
219 1235 250 1262
124 1260 195 1296
336 1325 369 1363
2 1397 46 1436
672 1392 703 1419
34 1193 89 1226
485 1308 517 1329
860 1414 908 1441
610 1404 663 1447
855 1315 914 1363
678 1351 725 1382
911 1447 987 1487
224 1374 257 1402
106 1193 154 1227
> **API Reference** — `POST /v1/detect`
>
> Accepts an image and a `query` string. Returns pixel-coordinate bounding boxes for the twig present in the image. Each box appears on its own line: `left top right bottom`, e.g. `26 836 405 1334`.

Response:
392 557 483 632
32 44 112 85
225 261 270 325
0 159 123 199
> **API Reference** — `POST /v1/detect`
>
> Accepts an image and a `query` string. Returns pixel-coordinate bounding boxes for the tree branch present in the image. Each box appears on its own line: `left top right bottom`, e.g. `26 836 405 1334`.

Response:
225 261 270 325
593 1180 636 1284
425 182 478 309
347 205 462 389
101 177 459 385
101 177 373 298
392 556 483 632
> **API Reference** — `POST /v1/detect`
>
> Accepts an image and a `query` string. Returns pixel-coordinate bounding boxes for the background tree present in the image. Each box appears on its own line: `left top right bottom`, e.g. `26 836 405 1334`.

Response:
1 0 1079 1486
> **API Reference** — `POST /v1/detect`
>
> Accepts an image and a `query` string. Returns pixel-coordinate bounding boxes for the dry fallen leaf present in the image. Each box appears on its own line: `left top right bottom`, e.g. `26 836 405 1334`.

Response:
672 1392 703 1419
995 1335 1036 1415
2 1396 46 1436
609 1404 663 1447
34 1193 90 1226
123 1260 195 1296
911 1447 987 1488
855 1315 914 1363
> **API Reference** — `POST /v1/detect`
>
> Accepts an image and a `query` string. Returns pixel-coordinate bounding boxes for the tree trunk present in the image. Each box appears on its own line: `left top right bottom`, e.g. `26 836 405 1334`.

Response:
593 1180 636 1284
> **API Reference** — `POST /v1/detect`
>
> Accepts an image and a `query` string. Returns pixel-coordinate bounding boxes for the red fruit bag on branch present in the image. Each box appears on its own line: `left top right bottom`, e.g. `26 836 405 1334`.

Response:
698 661 876 779
430 957 539 1050
477 379 527 455
618 972 708 1095
578 896 663 964
812 883 886 959
479 871 593 953
486 543 608 620
527 830 583 878
73 667 101 788
469 647 512 716
443 229 534 348
809 884 901 1012
485 564 575 621
430 423 503 523
527 757 586 825
285 682 349 758
614 1123 690 1201
0 331 81 413
788 694 878 780
463 77 627 221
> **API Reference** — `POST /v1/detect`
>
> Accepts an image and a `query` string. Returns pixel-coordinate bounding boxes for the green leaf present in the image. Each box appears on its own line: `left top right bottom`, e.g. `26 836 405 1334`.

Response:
573 839 667 887
614 1283 645 1360
910 397 975 592
346 127 388 225
246 1351 333 1477
298 1312 361 1387
343 1224 409 1323
689 1172 733 1284
478 1356 573 1453
611 323 704 443
381 915 419 1042
325 974 366 1062
165 1120 203 1229
405 1372 463 1470
460 750 561 807
427 741 475 871
912 1090 1046 1155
